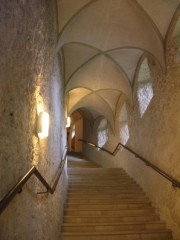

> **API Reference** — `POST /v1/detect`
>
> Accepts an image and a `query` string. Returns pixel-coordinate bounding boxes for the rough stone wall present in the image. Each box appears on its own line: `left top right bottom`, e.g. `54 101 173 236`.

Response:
0 1 67 239
117 44 180 240
83 38 180 240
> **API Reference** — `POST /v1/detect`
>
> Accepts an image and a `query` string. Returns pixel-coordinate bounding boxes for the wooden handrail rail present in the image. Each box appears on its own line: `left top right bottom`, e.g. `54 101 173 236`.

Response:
79 139 180 188
0 147 67 215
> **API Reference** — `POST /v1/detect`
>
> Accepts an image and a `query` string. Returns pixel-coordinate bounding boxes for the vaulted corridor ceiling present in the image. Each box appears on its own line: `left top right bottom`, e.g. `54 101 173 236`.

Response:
57 0 180 131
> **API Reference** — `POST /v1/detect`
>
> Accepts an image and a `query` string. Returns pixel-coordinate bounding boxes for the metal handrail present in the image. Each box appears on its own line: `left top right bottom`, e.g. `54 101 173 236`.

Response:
0 147 67 214
79 139 119 155
79 139 180 188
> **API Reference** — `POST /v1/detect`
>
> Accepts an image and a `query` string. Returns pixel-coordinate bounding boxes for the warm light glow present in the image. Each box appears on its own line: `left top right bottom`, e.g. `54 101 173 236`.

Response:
37 105 43 115
37 112 49 139
66 117 71 128
71 124 75 138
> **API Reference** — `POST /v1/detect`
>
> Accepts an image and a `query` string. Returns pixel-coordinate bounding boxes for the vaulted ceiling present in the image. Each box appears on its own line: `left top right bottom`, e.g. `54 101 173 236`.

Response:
57 0 180 131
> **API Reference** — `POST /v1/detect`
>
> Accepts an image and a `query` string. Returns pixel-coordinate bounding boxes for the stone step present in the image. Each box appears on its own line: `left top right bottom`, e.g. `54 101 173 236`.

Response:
61 229 172 240
69 173 130 177
69 182 136 186
65 202 152 210
68 160 98 164
68 164 99 168
66 193 148 200
68 172 129 175
66 198 151 204
68 184 143 190
68 173 129 177
69 174 134 178
63 214 160 224
68 168 127 174
67 186 143 193
68 179 135 183
67 189 143 195
68 183 141 188
62 221 167 233
64 207 156 217
68 179 136 184
68 183 137 188
68 176 131 180
68 189 141 194
62 158 173 240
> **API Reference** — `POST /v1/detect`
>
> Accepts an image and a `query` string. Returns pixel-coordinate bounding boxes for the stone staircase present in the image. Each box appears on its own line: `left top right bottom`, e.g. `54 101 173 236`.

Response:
60 155 173 240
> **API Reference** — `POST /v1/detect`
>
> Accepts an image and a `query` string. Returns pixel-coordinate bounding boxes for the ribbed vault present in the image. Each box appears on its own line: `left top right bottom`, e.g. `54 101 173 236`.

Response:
57 0 180 131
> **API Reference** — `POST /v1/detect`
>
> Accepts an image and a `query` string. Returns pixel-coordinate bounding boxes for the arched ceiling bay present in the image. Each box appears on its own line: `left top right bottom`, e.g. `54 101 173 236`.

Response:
65 54 132 98
136 0 180 38
67 88 122 130
62 43 99 81
107 48 144 84
69 93 115 131
68 88 91 111
57 0 180 131
57 0 91 33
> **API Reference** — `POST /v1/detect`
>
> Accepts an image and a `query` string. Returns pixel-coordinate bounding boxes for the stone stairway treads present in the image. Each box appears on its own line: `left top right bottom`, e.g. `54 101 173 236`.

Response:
60 156 173 240
62 221 167 232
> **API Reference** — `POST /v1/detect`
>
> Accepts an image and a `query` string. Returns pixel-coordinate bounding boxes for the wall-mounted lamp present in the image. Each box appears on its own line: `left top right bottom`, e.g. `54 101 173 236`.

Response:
66 116 71 128
37 112 49 139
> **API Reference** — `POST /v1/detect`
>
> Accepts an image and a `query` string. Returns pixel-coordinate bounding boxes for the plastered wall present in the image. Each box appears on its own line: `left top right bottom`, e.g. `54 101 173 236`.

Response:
0 1 67 239
83 39 180 239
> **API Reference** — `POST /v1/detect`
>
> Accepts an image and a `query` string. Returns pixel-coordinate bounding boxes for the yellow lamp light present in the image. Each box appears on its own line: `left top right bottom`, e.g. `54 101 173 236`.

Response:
66 116 71 128
37 112 49 139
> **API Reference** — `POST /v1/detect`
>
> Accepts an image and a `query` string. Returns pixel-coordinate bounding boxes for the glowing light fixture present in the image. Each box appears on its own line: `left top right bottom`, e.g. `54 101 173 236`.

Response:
37 112 49 139
66 116 71 128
